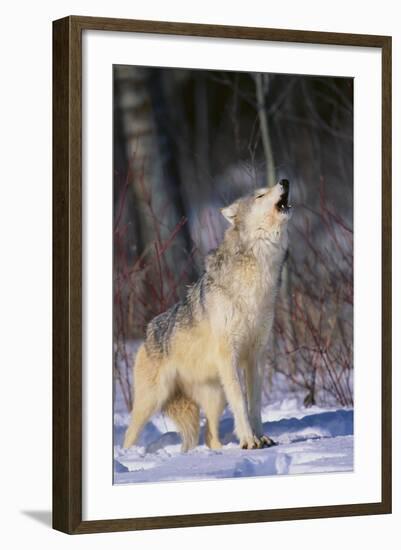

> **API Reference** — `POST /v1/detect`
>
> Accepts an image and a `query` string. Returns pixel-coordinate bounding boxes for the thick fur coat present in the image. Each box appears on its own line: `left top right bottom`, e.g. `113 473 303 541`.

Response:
124 180 292 451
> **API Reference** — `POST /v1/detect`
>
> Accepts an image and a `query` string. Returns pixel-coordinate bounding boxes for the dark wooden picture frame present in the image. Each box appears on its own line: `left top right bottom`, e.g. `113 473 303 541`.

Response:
53 15 392 534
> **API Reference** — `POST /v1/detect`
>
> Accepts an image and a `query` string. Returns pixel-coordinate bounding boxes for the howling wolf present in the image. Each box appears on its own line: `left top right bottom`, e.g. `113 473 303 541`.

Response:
123 179 292 451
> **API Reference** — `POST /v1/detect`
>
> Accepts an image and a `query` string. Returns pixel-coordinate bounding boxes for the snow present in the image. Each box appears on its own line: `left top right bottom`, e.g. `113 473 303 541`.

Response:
113 384 353 484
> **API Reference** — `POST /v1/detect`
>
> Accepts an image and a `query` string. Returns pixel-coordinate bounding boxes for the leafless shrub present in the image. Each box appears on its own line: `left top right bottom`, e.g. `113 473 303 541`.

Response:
273 181 353 407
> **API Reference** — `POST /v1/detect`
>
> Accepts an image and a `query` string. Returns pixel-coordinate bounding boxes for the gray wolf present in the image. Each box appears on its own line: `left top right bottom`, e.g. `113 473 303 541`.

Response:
123 179 292 451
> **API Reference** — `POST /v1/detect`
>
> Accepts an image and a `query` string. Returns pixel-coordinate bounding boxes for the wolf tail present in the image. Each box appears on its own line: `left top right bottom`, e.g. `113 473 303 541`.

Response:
163 394 200 452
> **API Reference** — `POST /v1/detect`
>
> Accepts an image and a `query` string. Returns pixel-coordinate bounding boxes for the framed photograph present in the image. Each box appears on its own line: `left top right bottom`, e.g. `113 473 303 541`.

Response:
53 16 392 534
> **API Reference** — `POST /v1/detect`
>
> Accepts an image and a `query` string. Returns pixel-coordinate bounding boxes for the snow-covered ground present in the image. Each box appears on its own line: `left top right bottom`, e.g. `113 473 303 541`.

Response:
113 383 353 484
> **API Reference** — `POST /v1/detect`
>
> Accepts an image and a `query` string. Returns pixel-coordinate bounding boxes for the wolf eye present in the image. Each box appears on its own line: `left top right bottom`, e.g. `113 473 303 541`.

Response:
255 193 265 199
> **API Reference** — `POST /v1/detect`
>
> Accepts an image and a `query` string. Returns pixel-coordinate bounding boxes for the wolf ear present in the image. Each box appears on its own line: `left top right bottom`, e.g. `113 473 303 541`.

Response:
220 203 238 224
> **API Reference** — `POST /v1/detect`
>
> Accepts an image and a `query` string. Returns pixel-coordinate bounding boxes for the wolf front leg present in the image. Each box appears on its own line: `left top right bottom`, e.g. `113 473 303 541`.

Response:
245 362 276 448
196 383 225 450
218 358 262 449
245 362 264 436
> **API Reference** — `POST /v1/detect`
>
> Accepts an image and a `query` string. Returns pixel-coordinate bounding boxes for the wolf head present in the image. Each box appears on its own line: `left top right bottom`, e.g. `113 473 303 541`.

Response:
221 179 292 244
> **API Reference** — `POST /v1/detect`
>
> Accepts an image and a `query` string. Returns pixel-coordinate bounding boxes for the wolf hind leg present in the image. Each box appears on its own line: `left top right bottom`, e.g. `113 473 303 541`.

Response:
123 390 160 449
123 345 166 450
163 394 200 452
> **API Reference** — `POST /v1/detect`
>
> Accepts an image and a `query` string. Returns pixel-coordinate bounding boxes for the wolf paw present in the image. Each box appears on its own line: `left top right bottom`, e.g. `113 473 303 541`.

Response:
208 440 223 450
240 434 277 449
205 431 223 450
240 434 263 450
259 434 278 447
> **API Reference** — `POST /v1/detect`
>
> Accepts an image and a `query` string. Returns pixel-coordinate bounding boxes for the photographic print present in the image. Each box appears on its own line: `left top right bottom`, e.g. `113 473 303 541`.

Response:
112 66 354 484
53 16 391 532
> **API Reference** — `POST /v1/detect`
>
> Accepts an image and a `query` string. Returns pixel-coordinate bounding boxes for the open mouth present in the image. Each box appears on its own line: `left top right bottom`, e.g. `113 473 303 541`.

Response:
276 179 292 214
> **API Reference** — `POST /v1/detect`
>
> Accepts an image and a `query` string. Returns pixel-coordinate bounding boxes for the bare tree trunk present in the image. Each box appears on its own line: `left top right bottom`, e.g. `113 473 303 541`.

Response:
162 69 216 267
114 65 192 274
147 69 194 268
195 72 210 178
253 73 299 387
114 65 158 252
254 73 275 187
